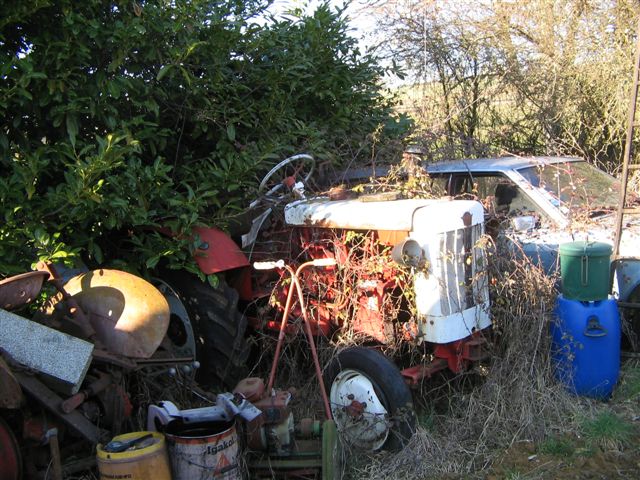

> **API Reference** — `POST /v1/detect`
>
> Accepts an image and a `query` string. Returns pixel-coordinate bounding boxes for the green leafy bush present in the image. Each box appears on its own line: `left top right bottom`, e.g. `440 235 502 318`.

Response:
0 0 406 276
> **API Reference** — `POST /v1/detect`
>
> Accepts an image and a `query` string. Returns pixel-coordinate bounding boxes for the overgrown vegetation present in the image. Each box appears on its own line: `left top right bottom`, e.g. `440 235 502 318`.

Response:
375 0 639 169
0 0 407 276
334 244 640 479
3 2 640 478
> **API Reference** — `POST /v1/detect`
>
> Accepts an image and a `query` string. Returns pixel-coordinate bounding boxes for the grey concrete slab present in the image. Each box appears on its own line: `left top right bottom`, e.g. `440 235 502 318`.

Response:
0 308 93 394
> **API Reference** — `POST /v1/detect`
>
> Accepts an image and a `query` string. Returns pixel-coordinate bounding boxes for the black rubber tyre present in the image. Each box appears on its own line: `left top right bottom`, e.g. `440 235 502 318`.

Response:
166 273 251 389
323 347 416 452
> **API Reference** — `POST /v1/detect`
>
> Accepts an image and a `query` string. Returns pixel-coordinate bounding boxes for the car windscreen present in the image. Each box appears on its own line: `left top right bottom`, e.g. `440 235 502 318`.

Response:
517 161 620 213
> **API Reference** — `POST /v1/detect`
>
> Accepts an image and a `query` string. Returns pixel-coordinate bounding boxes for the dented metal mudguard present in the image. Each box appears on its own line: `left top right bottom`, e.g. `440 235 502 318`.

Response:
62 269 170 358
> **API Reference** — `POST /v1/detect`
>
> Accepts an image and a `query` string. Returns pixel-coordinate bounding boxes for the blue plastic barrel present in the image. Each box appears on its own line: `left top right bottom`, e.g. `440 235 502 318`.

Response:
551 295 620 399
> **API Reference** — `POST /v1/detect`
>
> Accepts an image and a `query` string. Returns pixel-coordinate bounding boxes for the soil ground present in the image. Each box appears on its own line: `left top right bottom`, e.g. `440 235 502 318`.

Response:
487 437 640 480
485 360 640 480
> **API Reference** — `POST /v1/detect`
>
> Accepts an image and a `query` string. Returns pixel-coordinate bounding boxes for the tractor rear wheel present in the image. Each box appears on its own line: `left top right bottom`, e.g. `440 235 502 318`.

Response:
167 273 251 389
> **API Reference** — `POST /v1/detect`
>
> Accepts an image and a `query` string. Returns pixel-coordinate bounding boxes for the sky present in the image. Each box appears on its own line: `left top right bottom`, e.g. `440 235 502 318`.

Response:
266 0 378 51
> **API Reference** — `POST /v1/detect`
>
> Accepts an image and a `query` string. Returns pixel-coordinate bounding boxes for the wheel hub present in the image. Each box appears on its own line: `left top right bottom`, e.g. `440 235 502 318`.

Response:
329 368 390 451
345 398 366 418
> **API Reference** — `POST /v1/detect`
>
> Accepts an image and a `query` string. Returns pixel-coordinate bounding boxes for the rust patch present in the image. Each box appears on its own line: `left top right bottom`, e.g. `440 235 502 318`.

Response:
0 357 22 408
377 230 410 246
0 271 49 310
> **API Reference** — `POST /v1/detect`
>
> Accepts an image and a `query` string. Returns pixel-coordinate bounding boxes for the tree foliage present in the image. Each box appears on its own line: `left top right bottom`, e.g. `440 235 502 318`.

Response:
0 0 405 276
376 0 639 168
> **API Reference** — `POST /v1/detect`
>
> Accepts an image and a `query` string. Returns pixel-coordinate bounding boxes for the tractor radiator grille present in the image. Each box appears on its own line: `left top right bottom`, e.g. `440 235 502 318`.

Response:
438 223 488 316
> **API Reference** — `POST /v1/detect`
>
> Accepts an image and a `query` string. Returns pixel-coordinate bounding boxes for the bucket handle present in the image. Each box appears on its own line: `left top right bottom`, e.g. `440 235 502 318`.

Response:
580 254 589 286
584 316 607 338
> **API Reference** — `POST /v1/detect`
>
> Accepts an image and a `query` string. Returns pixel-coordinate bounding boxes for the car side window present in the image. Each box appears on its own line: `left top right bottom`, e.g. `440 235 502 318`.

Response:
448 174 540 218
428 174 455 195
429 173 476 197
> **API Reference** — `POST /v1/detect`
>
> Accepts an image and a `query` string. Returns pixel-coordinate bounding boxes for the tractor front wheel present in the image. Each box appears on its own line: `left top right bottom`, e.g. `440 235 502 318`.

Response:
323 347 416 452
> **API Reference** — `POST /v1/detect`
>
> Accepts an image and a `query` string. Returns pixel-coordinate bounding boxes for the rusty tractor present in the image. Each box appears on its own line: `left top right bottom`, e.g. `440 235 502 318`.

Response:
156 154 493 452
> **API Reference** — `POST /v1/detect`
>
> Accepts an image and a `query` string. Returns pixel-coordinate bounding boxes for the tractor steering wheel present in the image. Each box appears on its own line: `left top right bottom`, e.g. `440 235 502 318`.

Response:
258 154 316 202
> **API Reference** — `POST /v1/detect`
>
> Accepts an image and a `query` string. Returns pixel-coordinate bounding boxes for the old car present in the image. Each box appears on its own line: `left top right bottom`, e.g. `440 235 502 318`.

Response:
425 156 640 306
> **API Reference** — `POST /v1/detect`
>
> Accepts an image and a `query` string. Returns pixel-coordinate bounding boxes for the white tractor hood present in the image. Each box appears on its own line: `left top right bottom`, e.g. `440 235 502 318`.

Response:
284 197 484 232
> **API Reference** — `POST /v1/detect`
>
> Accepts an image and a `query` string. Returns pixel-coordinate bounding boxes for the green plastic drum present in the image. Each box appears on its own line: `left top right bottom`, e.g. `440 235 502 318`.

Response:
559 241 612 301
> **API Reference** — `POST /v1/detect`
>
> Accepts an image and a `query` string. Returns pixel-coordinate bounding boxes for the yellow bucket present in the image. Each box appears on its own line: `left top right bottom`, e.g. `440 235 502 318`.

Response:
97 431 172 480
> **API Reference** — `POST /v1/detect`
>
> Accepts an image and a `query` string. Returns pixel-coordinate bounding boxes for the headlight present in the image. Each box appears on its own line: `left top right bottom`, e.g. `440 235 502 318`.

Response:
391 239 425 268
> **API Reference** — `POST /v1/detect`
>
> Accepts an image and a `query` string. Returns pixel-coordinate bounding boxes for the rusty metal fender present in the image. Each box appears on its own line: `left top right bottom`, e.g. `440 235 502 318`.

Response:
0 271 49 311
0 356 22 408
63 270 170 358
192 227 249 274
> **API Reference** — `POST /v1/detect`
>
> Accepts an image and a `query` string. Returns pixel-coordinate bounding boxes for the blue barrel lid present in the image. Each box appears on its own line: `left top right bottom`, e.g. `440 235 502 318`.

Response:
559 241 612 256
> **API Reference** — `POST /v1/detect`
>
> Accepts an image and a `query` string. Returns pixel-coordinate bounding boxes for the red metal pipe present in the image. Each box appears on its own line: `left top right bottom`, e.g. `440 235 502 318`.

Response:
264 260 333 420
290 264 332 421
266 269 298 394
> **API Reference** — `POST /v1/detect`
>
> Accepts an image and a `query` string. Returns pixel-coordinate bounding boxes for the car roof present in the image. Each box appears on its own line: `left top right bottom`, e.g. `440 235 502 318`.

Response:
425 156 583 174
